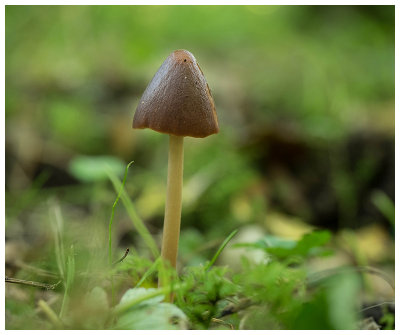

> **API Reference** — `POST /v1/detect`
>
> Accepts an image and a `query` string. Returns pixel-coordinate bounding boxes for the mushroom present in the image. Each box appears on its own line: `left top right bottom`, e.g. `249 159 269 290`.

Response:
133 49 219 276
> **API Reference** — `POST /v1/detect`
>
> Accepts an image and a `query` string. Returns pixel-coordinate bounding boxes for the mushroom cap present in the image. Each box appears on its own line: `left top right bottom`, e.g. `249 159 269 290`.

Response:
132 50 219 138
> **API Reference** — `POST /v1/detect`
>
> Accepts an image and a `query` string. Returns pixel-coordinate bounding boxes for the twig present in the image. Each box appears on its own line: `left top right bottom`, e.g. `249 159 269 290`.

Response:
113 248 130 266
356 266 395 291
5 276 61 290
360 301 395 313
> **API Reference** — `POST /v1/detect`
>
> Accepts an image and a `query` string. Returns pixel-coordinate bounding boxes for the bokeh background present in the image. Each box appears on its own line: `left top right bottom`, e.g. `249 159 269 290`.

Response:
5 5 395 328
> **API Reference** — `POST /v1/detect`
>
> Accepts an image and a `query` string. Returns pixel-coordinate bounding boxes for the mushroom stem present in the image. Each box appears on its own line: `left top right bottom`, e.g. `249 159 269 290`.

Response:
160 134 184 272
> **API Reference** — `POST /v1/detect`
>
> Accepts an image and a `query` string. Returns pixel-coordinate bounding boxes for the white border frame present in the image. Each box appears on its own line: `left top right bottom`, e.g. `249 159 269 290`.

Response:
2 2 397 334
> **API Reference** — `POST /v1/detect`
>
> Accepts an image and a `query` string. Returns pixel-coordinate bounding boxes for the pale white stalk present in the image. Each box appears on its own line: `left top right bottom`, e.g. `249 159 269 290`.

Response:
160 135 184 271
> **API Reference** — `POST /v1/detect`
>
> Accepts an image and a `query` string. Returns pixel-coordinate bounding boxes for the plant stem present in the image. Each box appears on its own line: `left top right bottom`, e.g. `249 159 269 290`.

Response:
160 135 184 274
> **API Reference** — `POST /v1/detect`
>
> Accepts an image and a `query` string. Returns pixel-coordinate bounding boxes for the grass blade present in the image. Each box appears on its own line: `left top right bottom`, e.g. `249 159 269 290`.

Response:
205 229 238 271
49 203 66 281
59 245 75 319
135 257 161 288
38 300 64 329
108 161 134 266
107 167 159 259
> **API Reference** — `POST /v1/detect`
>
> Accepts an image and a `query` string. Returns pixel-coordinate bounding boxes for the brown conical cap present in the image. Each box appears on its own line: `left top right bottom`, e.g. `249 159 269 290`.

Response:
132 50 219 138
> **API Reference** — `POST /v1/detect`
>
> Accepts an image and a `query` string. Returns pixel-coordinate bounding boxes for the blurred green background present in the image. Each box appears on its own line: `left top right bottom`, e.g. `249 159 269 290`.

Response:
5 5 394 275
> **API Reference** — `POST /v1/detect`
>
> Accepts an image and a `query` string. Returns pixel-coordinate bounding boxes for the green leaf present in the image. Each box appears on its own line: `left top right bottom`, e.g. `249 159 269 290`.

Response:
291 270 361 330
119 287 164 306
233 235 296 250
68 155 126 182
115 288 188 330
235 230 331 261
294 230 331 256
290 289 332 329
263 235 298 249
326 272 361 330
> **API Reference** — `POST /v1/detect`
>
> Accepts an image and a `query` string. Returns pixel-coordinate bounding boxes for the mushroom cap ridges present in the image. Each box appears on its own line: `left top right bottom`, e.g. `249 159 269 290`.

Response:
133 50 219 138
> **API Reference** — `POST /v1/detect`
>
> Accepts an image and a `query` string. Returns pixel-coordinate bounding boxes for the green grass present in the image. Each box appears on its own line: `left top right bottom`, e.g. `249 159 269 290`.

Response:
5 165 395 330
